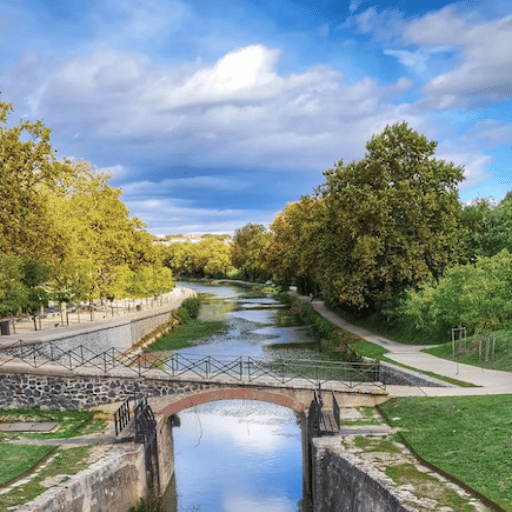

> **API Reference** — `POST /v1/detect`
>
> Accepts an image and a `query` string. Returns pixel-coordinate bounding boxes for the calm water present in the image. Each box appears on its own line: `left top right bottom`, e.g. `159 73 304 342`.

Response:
160 281 314 512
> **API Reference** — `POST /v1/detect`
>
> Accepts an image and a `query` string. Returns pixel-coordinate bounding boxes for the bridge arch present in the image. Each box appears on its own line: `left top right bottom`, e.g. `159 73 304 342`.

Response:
156 387 310 416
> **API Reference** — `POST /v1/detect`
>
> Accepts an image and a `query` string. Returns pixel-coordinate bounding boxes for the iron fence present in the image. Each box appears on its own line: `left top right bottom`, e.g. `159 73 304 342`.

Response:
0 340 384 389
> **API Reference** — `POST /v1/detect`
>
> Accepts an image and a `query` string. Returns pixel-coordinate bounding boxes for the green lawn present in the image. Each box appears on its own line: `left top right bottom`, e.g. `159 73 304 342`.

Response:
379 394 512 510
424 327 512 372
353 340 476 387
0 408 105 500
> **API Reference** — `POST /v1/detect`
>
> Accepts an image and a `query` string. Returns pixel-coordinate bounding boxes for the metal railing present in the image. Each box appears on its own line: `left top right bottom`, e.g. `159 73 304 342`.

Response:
0 340 385 389
113 396 132 436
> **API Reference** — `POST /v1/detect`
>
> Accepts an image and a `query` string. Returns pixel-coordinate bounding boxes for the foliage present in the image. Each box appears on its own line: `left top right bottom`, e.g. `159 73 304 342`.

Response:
181 296 200 319
400 250 512 337
0 254 50 316
461 192 512 261
263 196 325 294
0 100 73 259
230 223 270 281
162 238 232 278
0 100 164 307
379 395 512 510
317 122 464 308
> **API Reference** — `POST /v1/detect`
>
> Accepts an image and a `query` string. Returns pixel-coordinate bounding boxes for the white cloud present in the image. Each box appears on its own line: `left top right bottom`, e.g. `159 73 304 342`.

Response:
29 44 416 173
436 143 494 188
125 197 272 234
403 8 512 104
467 120 512 146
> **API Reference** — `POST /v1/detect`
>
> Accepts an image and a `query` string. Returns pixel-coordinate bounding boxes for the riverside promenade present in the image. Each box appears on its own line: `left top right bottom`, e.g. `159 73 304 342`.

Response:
306 296 512 397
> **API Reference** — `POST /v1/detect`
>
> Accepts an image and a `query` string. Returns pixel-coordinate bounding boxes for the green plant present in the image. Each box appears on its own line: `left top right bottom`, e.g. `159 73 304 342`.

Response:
379 395 512 510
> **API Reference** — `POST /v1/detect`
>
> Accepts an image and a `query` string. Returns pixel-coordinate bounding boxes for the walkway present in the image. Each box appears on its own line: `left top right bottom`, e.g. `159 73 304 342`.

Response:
306 296 512 397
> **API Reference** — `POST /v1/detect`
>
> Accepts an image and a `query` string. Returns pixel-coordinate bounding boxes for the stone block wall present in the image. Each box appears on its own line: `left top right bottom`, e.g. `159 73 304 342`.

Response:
15 415 175 512
312 437 412 512
0 371 220 410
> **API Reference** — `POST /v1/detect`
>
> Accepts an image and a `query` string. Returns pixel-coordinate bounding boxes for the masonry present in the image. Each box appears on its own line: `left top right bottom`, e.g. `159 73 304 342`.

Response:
0 288 196 353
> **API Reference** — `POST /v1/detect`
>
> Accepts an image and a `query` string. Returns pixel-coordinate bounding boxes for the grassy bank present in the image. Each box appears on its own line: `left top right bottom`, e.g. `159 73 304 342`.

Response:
424 326 512 372
0 408 106 509
148 319 228 351
353 340 477 387
379 395 512 511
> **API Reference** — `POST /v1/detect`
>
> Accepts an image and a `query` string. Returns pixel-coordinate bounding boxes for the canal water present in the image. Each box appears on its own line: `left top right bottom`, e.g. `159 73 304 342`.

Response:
159 281 316 512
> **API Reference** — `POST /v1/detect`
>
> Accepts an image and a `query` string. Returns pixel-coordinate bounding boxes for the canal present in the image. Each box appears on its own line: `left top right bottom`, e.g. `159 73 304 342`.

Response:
159 281 319 512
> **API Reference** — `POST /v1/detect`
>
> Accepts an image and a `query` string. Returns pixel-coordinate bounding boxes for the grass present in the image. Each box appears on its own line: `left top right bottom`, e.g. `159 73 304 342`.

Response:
424 326 512 372
0 408 106 496
148 319 228 351
353 435 402 454
385 463 479 512
0 445 94 509
0 408 100 442
353 340 477 387
379 394 512 510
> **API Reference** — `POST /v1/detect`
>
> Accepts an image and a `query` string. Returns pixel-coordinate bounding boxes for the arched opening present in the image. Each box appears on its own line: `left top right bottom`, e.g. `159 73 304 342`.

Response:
157 388 309 416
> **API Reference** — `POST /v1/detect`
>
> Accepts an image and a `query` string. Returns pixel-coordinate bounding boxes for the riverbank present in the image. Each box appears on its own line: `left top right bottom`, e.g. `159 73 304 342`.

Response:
297 292 512 510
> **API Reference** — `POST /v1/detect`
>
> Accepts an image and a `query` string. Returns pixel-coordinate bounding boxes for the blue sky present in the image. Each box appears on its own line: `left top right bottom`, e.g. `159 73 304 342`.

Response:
2 0 512 235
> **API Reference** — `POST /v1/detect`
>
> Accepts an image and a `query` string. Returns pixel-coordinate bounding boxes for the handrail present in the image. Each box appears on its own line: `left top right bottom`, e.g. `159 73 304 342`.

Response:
0 341 385 389
113 396 132 436
332 391 340 429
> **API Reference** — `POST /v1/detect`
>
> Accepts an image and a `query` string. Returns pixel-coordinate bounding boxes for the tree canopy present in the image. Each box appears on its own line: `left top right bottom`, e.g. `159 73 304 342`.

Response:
317 122 464 307
0 100 172 314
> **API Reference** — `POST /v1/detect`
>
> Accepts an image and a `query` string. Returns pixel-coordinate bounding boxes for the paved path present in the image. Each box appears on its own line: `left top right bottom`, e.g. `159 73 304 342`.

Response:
305 297 512 397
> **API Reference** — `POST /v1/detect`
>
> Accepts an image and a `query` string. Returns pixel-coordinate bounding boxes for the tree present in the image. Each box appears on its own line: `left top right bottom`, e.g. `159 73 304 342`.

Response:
461 193 512 261
0 254 50 317
47 162 157 302
231 223 268 280
401 251 512 345
263 196 325 293
318 122 464 308
0 100 72 258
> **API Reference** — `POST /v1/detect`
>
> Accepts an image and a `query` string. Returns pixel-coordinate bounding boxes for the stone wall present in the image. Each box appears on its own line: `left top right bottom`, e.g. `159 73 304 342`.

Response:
0 371 219 410
378 361 449 388
312 437 413 512
16 415 175 512
1 287 196 353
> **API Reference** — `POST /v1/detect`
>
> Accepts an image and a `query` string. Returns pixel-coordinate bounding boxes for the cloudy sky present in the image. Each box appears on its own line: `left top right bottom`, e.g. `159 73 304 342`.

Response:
2 0 512 235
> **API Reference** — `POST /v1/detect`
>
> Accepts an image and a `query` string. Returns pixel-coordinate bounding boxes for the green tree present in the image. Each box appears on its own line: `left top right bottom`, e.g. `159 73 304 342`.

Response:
0 100 72 259
0 255 50 317
263 196 325 293
401 251 512 342
461 193 512 261
318 122 464 308
231 223 268 280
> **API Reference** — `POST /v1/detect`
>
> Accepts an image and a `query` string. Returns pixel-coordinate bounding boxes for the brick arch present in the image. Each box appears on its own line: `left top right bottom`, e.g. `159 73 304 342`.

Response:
157 388 309 416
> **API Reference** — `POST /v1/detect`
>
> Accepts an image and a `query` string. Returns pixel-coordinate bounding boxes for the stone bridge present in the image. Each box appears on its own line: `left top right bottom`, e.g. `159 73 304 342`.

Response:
0 359 389 416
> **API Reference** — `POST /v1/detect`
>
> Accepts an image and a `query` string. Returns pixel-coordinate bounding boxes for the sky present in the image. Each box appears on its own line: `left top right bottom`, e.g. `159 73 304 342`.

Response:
2 0 512 235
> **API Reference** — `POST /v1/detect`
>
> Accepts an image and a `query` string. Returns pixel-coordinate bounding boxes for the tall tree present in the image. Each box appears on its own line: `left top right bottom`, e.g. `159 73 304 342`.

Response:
461 193 512 261
263 196 325 293
231 223 268 280
318 122 464 308
0 100 72 258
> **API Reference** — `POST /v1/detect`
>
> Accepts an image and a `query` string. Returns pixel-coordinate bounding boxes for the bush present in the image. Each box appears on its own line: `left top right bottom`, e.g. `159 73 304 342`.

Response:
181 296 200 319
171 296 200 325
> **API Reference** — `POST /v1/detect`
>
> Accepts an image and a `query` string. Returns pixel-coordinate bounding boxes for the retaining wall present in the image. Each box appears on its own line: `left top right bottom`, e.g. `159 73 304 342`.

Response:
15 415 174 512
0 371 219 410
0 288 195 353
312 437 413 512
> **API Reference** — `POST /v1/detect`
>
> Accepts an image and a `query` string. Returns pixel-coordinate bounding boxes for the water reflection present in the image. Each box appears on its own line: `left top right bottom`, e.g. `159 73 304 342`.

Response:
162 282 313 512
162 401 304 512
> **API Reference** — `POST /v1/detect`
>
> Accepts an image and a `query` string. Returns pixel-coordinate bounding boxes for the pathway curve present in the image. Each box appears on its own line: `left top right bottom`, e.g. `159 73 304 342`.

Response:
303 296 512 397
